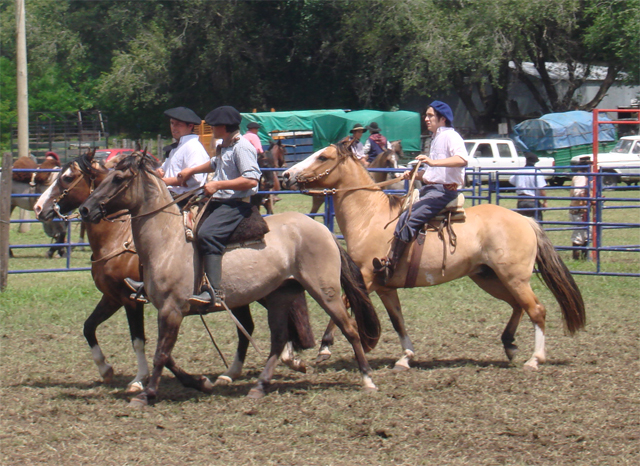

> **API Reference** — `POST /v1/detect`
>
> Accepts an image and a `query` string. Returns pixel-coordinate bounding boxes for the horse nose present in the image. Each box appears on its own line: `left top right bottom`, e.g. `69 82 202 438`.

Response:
79 206 90 221
282 172 290 188
34 204 42 218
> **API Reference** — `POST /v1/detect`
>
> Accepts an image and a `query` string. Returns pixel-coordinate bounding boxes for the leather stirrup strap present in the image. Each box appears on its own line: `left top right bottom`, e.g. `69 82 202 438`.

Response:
404 230 426 288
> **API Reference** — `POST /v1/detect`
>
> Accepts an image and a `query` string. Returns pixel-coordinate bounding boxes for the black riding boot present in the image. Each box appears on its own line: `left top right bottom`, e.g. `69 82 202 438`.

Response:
189 254 225 307
372 237 409 286
124 278 149 304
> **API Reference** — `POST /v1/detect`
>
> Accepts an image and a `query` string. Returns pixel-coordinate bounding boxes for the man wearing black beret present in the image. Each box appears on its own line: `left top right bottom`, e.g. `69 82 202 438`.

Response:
124 106 210 300
178 106 262 307
373 101 470 285
158 106 210 201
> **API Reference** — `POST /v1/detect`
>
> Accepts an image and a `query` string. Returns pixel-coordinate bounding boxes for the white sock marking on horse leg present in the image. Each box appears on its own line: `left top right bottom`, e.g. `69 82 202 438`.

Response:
280 342 294 364
524 324 546 370
362 374 377 391
131 338 149 383
90 345 112 378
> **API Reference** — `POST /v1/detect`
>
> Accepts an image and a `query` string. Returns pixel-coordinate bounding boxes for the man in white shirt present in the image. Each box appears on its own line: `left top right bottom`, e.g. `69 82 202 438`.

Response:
509 153 548 221
373 101 469 285
158 107 210 206
348 123 367 165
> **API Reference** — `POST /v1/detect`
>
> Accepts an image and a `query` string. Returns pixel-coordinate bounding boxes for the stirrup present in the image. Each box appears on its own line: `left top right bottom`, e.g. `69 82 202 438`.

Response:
188 288 225 307
372 257 390 274
124 278 149 304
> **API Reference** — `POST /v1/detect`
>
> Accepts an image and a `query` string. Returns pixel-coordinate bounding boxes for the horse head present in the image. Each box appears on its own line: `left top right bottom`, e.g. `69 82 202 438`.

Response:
78 151 161 224
282 141 355 190
267 139 287 168
35 149 108 221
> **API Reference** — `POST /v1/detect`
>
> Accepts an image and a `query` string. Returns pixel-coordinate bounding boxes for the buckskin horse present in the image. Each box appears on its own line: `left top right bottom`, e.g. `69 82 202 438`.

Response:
282 141 586 372
11 156 67 258
77 152 380 406
34 151 316 393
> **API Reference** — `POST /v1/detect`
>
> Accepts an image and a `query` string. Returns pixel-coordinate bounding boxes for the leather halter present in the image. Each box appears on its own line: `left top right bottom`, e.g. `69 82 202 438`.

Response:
52 166 95 221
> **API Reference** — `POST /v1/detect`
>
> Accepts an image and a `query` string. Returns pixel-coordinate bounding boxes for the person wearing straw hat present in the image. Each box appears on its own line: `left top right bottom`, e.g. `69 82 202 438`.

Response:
372 101 469 285
363 121 392 164
348 123 367 165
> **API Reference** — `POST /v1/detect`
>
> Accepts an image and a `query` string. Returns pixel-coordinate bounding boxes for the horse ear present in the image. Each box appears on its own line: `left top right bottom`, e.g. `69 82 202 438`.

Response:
135 141 142 151
87 148 96 162
104 151 129 169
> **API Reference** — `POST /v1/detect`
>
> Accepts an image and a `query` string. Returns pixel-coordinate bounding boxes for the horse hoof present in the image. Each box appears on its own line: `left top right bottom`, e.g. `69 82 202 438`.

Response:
129 394 148 408
392 363 411 372
101 366 115 384
315 350 332 364
125 381 144 394
247 387 265 399
505 347 518 361
200 376 215 394
213 375 233 387
46 250 54 259
362 385 378 393
523 360 539 372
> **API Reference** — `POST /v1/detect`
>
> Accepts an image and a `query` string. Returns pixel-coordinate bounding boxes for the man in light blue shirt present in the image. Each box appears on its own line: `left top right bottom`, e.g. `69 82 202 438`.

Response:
178 106 261 307
509 153 548 221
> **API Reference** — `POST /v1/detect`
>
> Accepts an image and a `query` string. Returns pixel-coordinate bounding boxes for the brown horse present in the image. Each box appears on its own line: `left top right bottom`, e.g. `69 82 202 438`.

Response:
309 140 405 214
77 152 380 406
251 140 287 214
283 142 586 372
10 157 68 258
34 151 314 393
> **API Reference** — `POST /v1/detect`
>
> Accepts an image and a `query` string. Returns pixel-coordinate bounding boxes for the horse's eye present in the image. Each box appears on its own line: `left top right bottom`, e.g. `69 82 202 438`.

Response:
318 156 328 162
62 175 75 183
113 174 125 183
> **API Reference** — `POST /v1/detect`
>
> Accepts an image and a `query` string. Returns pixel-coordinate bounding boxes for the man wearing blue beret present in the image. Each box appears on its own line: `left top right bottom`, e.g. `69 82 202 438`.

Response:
373 101 470 285
178 106 262 307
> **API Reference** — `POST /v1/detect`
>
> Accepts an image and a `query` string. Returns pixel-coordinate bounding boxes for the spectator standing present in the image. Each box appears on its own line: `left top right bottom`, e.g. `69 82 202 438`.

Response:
569 163 590 260
509 153 548 221
363 122 392 164
243 121 264 155
348 123 367 165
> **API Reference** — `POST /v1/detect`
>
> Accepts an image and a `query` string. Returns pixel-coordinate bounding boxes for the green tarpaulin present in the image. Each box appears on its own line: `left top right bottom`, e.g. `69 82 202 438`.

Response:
241 110 347 145
312 110 422 151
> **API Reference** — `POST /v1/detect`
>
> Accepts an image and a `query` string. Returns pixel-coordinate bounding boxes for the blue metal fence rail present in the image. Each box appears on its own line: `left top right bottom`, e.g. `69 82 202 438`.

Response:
6 165 639 276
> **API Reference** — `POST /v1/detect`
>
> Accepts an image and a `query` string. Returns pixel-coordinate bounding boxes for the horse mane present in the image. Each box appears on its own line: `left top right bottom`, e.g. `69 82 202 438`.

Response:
113 151 159 177
333 140 404 211
369 149 394 169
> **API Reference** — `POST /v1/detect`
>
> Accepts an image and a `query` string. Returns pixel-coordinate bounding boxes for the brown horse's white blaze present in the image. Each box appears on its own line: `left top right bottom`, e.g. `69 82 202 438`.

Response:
283 143 585 372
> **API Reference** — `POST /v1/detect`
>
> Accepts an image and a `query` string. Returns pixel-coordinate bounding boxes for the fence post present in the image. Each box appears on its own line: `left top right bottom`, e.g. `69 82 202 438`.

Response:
1 153 12 290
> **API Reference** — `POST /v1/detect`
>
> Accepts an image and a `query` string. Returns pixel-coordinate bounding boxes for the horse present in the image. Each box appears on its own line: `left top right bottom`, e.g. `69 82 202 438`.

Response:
282 141 586 372
77 151 381 406
250 140 287 215
309 140 405 214
10 157 68 258
34 150 315 393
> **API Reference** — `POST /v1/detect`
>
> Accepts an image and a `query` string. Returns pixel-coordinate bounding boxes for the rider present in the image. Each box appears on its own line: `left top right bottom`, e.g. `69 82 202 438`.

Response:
124 106 209 300
363 122 392 164
348 123 367 165
372 101 470 285
178 105 262 307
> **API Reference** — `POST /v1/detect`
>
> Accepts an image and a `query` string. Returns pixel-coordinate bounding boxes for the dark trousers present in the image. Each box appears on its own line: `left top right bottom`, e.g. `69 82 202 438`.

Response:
394 185 458 243
517 195 543 221
197 200 254 255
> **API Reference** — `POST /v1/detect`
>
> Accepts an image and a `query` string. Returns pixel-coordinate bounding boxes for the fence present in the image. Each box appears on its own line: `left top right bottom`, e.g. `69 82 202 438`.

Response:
2 164 639 278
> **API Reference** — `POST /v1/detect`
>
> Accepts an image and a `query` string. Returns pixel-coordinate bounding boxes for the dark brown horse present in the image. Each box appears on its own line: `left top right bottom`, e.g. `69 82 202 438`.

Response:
34 151 314 393
10 157 68 258
250 140 287 215
77 152 380 406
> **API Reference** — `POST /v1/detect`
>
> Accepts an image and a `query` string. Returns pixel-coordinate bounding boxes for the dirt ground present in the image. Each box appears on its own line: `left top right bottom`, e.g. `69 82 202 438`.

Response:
1 276 639 465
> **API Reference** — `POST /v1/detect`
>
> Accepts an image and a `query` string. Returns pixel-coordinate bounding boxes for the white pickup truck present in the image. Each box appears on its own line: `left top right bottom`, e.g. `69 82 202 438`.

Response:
570 135 640 186
464 138 555 182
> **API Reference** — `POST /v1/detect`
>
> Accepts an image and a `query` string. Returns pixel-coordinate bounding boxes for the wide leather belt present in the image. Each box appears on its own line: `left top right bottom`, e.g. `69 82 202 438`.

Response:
426 182 458 191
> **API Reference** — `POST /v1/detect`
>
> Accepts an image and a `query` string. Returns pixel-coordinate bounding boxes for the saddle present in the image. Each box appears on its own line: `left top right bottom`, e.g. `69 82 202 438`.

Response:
404 193 466 287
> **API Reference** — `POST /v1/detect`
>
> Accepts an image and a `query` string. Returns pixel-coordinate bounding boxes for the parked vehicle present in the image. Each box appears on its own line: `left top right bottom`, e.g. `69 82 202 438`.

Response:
570 135 640 186
464 138 554 183
94 148 157 163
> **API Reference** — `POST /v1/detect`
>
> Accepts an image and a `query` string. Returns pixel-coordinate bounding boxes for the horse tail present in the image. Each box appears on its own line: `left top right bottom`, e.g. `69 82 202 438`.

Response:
527 218 586 335
283 280 315 351
335 239 381 352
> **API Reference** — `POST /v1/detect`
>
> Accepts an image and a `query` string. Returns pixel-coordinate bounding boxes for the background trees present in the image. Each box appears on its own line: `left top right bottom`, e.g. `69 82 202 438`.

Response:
0 0 637 144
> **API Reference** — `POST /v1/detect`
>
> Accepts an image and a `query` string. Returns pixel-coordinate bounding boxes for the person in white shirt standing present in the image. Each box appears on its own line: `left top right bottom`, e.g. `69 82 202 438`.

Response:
158 106 210 207
509 152 548 221
373 101 469 285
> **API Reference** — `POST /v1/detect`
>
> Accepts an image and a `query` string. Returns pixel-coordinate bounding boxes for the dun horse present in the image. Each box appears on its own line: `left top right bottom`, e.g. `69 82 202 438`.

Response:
283 141 586 372
78 152 380 406
34 151 315 393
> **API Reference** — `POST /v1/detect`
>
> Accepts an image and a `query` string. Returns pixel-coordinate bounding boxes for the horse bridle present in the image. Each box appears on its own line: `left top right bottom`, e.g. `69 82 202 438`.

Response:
52 165 96 221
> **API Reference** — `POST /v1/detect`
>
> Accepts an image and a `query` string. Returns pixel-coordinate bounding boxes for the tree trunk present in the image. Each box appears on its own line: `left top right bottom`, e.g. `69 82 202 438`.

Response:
580 66 619 111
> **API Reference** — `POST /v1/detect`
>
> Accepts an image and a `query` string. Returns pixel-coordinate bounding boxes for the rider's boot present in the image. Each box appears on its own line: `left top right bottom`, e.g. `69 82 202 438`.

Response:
372 237 409 286
188 254 225 307
124 278 149 304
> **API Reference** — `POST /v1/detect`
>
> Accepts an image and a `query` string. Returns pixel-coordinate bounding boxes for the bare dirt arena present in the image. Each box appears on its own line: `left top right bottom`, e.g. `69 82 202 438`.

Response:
1 270 638 465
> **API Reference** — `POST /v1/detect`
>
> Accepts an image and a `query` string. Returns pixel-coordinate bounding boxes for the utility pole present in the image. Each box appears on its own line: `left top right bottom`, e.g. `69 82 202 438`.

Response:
16 0 29 159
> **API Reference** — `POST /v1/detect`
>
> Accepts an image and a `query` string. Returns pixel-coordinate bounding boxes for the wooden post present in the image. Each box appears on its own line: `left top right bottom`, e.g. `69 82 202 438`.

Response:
18 207 30 233
15 0 29 160
157 134 162 159
1 153 13 290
